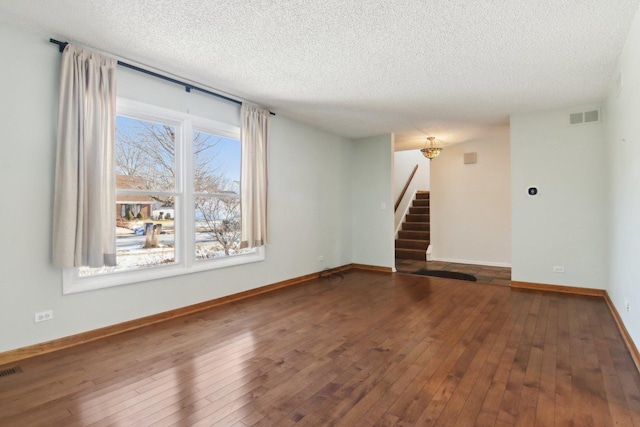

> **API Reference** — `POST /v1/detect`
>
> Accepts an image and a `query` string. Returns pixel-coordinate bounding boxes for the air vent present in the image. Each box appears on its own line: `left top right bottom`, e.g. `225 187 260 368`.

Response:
0 366 22 377
569 109 600 125
464 152 477 164
570 112 584 125
584 110 599 123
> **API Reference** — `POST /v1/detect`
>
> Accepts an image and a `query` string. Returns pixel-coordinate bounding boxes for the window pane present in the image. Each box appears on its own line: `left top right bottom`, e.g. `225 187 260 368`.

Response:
79 195 177 276
193 131 240 193
193 130 245 260
116 116 176 192
195 195 250 260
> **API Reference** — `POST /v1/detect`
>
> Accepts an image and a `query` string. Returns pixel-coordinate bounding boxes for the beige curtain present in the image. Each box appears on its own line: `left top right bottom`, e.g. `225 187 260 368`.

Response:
52 44 117 268
240 103 270 248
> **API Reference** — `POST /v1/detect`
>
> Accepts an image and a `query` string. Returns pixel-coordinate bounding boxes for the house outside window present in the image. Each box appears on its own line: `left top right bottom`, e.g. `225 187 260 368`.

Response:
116 175 154 220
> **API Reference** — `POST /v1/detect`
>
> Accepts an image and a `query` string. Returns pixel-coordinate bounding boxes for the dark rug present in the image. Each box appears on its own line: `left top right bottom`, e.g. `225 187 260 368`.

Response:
411 268 477 282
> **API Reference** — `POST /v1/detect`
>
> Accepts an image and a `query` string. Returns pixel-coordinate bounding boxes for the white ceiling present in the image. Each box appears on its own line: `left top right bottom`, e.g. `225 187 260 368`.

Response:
1 0 638 149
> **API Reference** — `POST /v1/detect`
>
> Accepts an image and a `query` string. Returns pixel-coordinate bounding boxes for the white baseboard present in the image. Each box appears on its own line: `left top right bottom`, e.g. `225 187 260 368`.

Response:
430 257 511 268
426 244 432 261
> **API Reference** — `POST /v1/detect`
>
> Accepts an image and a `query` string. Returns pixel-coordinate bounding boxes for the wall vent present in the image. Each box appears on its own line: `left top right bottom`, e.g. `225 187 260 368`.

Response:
463 152 477 164
584 110 599 123
0 366 22 377
569 109 600 125
570 112 584 125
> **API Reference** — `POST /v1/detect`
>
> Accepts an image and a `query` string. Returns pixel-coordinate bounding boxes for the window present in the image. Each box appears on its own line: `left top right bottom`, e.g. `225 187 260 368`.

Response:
63 99 264 293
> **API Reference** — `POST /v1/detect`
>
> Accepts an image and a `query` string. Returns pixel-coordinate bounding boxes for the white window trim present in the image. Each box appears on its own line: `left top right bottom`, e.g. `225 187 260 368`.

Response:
62 247 265 294
62 98 264 294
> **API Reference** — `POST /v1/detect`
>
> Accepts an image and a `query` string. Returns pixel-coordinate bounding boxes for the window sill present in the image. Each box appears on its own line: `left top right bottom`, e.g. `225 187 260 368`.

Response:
62 247 265 294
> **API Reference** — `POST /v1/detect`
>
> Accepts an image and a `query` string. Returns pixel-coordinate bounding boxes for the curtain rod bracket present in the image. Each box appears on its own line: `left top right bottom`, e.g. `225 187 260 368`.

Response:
50 38 68 53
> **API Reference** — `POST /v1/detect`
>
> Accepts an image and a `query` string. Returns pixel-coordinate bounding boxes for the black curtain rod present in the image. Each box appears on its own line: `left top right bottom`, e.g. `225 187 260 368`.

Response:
50 38 275 115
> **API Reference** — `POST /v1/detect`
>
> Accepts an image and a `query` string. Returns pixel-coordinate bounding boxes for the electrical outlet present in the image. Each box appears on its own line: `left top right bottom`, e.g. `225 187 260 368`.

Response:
553 266 565 273
624 298 630 313
318 255 324 263
35 310 53 323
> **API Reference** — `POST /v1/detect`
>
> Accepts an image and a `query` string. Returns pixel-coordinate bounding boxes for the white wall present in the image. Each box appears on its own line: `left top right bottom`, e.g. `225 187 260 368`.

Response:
430 128 511 266
511 106 608 289
604 5 640 348
351 134 395 268
0 23 355 353
393 149 430 231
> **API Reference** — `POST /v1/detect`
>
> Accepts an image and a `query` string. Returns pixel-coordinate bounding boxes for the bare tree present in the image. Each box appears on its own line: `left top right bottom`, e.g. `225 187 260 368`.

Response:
115 129 149 178
116 121 226 205
195 193 241 256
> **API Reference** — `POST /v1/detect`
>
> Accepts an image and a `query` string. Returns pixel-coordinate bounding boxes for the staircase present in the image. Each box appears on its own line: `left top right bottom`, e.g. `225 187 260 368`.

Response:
395 191 430 260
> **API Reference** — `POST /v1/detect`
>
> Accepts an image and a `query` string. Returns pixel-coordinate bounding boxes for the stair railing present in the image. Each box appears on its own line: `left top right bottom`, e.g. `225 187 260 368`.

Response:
394 164 419 212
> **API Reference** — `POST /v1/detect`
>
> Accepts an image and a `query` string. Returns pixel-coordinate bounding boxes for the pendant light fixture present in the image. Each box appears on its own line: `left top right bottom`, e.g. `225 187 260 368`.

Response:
420 136 442 160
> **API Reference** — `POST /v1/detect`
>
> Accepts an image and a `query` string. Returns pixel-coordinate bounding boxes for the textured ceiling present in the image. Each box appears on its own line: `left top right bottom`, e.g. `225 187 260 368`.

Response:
1 0 639 149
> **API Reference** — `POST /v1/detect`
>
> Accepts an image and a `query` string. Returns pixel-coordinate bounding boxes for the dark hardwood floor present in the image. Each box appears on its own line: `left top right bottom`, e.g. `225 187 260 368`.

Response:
1 270 639 426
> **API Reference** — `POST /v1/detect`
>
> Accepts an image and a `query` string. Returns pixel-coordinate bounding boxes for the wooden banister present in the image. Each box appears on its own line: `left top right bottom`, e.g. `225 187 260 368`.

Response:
395 164 419 212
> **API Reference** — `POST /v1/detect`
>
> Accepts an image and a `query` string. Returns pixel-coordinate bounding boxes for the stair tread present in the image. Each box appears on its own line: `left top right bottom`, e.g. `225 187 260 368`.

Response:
396 238 430 243
395 248 427 260
402 223 430 230
396 239 430 249
398 232 430 239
